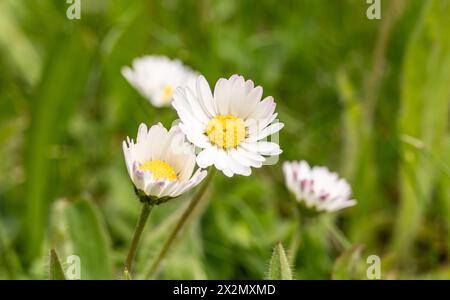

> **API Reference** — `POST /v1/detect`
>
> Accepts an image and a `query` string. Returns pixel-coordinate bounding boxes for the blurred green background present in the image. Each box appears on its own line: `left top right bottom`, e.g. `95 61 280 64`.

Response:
0 0 449 279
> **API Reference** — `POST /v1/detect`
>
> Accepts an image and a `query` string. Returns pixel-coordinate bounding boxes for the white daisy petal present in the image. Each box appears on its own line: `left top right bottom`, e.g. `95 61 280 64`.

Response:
241 85 263 119
236 147 264 167
241 141 282 156
224 152 246 176
185 87 210 123
172 169 207 197
249 96 276 120
150 124 169 160
122 55 198 107
245 79 255 92
123 141 132 176
222 168 234 177
131 162 146 191
196 147 217 168
136 123 148 143
179 122 210 149
197 75 216 117
173 101 205 132
144 124 162 161
228 150 252 175
247 113 278 136
122 123 207 200
145 180 164 196
155 180 173 198
213 148 230 173
246 122 284 143
329 199 357 212
178 154 196 182
173 88 208 126
214 78 231 115
174 74 283 177
230 76 246 116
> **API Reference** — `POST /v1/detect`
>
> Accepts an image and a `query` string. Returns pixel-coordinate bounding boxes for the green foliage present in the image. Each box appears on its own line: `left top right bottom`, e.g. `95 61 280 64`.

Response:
0 0 448 279
394 0 450 266
0 1 40 85
123 269 132 280
64 199 113 279
267 242 293 280
332 245 365 280
23 31 94 262
0 222 23 279
49 249 66 280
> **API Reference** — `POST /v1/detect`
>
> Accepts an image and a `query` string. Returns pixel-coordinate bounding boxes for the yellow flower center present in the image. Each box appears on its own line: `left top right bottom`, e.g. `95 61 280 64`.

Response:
206 115 246 149
161 85 174 103
139 160 177 181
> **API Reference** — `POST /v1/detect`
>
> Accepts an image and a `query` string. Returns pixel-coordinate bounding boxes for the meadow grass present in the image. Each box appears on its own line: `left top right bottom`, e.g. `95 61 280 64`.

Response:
0 0 449 279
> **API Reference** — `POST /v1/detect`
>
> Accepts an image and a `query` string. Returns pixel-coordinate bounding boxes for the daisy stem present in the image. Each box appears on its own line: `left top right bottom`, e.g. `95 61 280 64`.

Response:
324 218 351 251
125 202 153 275
146 168 216 278
288 207 302 265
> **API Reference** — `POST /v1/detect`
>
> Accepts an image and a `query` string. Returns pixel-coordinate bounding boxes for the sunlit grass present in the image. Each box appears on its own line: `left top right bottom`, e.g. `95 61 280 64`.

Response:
0 0 449 279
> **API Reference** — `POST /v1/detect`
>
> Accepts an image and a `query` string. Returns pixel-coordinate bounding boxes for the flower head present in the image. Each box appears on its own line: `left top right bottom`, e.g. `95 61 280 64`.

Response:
172 74 284 177
121 55 198 107
123 123 207 204
283 160 356 212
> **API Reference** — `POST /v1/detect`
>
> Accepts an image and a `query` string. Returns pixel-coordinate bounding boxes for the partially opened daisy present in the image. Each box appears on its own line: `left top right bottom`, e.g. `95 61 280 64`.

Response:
123 123 207 204
172 74 284 177
122 123 207 274
122 55 198 107
283 160 356 212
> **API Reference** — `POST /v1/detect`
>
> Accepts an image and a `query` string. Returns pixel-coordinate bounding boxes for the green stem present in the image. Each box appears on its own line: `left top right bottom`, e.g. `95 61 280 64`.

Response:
325 218 351 251
288 206 301 265
125 202 153 274
146 168 216 278
288 203 321 264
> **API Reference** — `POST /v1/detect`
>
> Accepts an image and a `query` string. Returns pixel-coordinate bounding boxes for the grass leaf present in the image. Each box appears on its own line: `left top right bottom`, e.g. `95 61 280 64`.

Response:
332 245 365 280
49 249 66 280
394 0 450 264
64 199 113 280
266 242 293 280
23 31 93 262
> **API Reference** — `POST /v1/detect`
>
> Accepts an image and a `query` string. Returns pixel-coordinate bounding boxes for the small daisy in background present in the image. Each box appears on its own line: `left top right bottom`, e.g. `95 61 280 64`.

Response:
122 55 198 107
123 123 207 203
283 160 356 212
172 74 284 177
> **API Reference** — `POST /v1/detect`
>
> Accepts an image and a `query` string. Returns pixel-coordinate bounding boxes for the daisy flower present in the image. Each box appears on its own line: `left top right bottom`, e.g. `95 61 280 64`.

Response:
123 123 207 204
283 160 356 212
172 74 284 177
121 55 198 107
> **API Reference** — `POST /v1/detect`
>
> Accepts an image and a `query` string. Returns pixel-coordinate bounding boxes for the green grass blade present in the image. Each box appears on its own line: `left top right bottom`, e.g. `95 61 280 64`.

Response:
393 0 450 265
332 245 365 280
49 249 66 280
123 269 132 280
266 242 293 280
0 223 23 279
337 70 378 247
0 0 41 85
439 136 450 256
64 198 113 280
23 32 93 262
